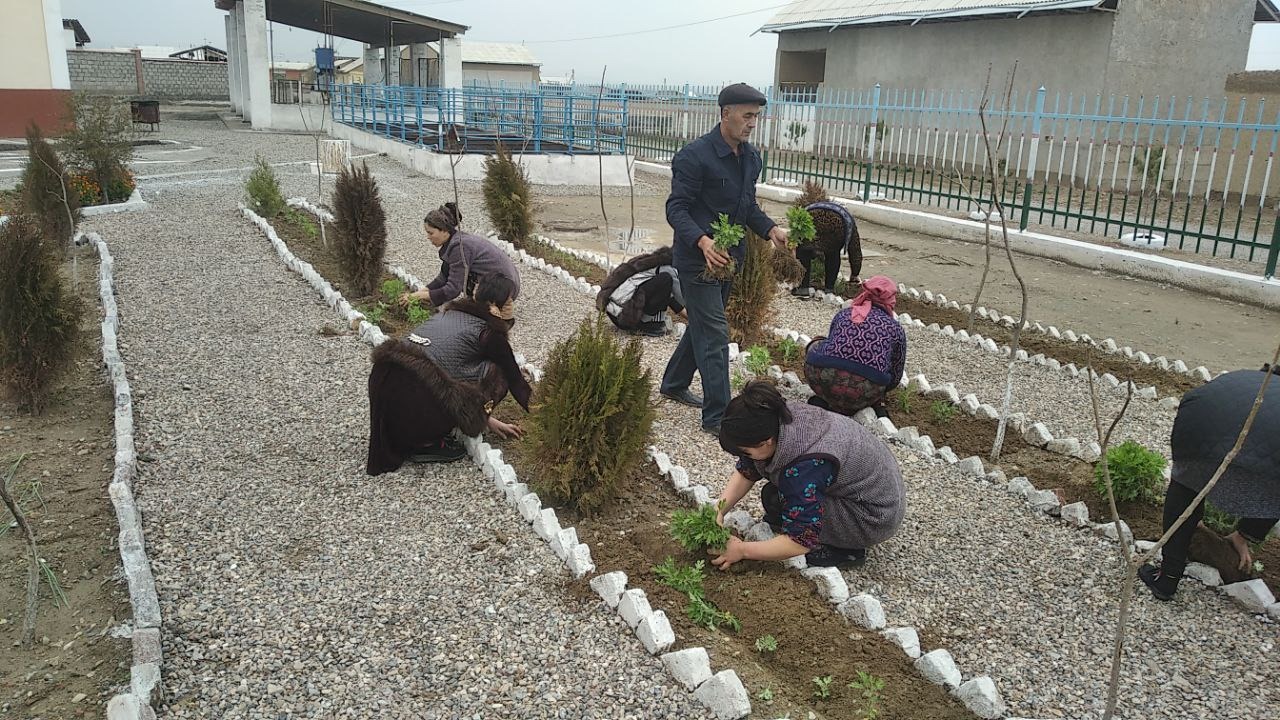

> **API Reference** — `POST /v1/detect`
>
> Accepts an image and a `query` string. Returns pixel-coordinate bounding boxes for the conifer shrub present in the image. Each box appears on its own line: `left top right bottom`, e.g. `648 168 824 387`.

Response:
482 144 534 249
0 215 84 414
726 231 776 345
61 94 135 205
523 315 654 514
332 161 388 298
20 124 81 254
244 155 286 219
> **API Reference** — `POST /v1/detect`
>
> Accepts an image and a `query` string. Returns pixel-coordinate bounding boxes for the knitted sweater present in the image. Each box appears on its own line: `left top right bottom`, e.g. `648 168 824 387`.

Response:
805 306 906 387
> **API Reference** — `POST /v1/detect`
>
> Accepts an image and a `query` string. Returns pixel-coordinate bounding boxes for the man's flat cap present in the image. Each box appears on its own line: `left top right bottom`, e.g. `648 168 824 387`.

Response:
718 83 767 107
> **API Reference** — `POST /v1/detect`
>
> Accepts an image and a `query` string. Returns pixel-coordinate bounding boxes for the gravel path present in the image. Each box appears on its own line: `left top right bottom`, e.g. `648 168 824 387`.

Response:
90 120 708 719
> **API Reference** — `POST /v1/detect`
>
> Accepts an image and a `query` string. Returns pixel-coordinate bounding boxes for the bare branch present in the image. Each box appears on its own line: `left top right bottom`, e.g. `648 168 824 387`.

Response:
595 67 612 268
0 455 40 647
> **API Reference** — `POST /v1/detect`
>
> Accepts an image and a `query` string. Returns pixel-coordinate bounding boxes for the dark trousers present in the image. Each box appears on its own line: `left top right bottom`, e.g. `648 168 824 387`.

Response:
1160 480 1278 577
797 245 842 290
661 273 732 427
641 273 675 315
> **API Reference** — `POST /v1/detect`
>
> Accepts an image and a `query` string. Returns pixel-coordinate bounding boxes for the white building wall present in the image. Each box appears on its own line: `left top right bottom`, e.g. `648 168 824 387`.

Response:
0 0 56 90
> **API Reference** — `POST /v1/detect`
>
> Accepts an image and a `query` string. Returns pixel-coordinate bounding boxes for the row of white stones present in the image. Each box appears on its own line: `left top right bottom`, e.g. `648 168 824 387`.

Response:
260 205 755 716
89 232 163 720
475 227 1013 720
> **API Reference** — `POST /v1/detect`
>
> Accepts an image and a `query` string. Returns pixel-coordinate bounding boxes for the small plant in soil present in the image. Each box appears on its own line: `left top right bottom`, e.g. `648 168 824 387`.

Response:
686 593 741 632
785 206 816 248
1202 501 1238 536
1093 440 1166 503
244 155 286 219
756 687 774 702
929 400 958 424
332 161 389 298
670 503 730 553
744 345 771 376
654 557 706 595
777 337 801 364
283 207 318 239
523 316 654 515
405 298 431 326
754 634 778 653
812 675 835 699
701 213 744 281
849 670 886 720
731 369 746 393
894 389 914 414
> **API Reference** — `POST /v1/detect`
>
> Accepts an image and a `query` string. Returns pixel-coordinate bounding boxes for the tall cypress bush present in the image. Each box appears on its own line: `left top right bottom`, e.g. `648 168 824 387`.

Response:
481 144 534 249
727 231 776 346
332 161 388 298
20 124 81 254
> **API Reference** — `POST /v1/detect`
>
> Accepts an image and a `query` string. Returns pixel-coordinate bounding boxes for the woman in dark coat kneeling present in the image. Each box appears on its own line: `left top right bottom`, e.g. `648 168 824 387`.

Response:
366 275 530 475
712 381 906 570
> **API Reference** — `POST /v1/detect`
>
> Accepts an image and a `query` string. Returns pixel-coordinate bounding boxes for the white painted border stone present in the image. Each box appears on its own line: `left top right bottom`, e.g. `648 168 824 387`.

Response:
81 188 149 217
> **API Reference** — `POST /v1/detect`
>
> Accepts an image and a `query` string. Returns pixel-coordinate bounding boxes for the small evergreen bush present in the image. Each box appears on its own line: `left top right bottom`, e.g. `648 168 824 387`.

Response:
1094 440 1167 503
523 315 654 514
332 161 388 298
726 231 776 345
0 215 84 413
482 144 534 249
244 156 286 219
20 124 81 254
61 94 135 205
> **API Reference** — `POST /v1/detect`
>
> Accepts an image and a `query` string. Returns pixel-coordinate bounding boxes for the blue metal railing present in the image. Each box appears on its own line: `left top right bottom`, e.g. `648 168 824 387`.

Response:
330 83 628 155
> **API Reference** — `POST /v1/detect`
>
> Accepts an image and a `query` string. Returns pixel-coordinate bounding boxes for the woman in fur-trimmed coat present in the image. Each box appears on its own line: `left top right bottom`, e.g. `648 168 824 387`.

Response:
366 275 531 475
596 246 687 336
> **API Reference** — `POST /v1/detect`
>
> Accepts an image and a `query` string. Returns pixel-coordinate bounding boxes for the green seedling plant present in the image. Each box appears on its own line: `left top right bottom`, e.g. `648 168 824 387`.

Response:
754 634 778 653
380 277 408 301
1093 440 1166 503
849 670 886 720
744 345 771 376
361 302 387 328
670 503 730 553
731 369 746 392
785 206 816 248
405 298 431 326
703 213 744 280
654 557 706 596
812 675 834 700
777 337 800 364
1202 501 1238 536
756 687 774 702
894 389 914 414
930 400 958 424
686 593 741 632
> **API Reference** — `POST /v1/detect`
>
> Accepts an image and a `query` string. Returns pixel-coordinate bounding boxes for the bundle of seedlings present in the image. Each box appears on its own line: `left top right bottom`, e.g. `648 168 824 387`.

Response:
700 213 744 281
522 315 654 515
0 215 84 414
771 206 812 285
482 144 534 249
726 230 776 345
332 161 388 298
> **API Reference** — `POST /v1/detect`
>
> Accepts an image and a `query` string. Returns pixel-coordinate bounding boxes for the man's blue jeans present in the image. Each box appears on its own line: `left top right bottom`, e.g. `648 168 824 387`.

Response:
661 273 732 428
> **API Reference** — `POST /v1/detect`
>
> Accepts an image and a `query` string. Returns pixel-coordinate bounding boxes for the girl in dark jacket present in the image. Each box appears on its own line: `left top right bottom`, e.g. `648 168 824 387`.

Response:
711 381 905 570
367 275 531 475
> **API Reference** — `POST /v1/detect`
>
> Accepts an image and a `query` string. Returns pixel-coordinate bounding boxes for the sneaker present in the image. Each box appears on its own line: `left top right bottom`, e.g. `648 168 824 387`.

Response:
661 388 704 408
409 439 468 464
806 545 867 568
701 423 721 437
790 286 813 300
1139 564 1178 601
636 327 667 337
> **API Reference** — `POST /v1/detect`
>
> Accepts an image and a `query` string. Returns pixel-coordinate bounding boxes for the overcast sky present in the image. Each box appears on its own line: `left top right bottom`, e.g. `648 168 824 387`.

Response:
60 0 1280 86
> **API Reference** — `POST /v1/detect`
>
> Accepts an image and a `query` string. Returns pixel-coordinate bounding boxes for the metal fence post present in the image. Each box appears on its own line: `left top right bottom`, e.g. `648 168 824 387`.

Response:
534 93 543 154
1020 86 1047 231
864 83 881 202
681 83 690 139
1266 216 1280 279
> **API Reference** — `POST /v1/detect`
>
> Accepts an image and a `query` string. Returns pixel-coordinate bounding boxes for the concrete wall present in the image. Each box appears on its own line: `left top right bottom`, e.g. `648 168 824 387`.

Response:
67 49 229 99
1 0 57 90
1106 0 1254 101
777 13 1115 96
462 64 540 88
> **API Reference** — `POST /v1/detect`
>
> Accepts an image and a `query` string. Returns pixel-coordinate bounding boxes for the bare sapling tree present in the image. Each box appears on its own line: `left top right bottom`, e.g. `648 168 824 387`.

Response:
1091 338 1280 720
1 455 42 646
949 168 994 334
595 66 613 269
971 63 1030 461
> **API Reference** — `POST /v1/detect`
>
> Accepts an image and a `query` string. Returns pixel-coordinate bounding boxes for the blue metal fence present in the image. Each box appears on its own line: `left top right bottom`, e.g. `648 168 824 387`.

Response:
330 83 628 155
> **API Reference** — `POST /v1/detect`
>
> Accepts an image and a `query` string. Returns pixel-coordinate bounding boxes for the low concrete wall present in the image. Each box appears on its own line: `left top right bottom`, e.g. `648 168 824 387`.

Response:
266 103 328 132
634 160 1280 310
330 122 633 186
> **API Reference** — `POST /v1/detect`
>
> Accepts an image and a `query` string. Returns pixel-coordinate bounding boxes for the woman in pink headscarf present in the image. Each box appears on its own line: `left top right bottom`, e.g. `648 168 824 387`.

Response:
802 276 906 417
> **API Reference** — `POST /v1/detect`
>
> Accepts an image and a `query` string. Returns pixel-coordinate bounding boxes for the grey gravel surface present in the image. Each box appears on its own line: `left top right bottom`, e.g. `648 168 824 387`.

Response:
85 119 709 719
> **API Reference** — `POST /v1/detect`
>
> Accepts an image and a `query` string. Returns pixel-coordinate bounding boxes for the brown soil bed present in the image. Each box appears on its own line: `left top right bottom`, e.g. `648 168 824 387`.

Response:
272 210 417 337
884 389 1279 589
886 294 1201 398
0 254 131 717
523 237 609 286
487 404 973 720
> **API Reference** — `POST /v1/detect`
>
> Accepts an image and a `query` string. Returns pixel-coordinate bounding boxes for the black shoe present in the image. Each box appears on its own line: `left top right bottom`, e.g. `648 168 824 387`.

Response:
701 423 721 437
636 327 667 337
661 388 704 408
873 404 890 419
409 439 468 464
1139 564 1178 602
790 286 812 299
806 545 867 568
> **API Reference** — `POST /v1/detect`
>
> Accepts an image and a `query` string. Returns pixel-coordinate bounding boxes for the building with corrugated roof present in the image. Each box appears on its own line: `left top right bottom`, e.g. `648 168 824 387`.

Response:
760 0 1279 99
398 40 541 87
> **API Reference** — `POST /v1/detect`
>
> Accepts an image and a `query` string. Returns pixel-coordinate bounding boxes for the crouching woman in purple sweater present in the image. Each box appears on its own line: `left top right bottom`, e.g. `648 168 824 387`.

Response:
803 275 905 417
404 202 522 325
711 381 906 570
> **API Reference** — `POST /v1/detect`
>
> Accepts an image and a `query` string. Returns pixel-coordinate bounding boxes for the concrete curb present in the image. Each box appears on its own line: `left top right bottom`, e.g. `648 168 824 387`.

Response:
91 233 162 720
82 188 150 217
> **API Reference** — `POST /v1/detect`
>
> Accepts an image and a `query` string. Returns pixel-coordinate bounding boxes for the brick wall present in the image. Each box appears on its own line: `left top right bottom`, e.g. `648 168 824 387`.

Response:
66 49 229 100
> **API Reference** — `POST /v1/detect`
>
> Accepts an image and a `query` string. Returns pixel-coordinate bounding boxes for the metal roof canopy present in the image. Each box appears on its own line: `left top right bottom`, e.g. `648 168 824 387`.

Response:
760 0 1280 33
214 0 468 45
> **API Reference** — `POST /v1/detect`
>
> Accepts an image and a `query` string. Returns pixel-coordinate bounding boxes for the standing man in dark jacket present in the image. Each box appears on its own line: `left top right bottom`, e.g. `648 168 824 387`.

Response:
659 83 789 434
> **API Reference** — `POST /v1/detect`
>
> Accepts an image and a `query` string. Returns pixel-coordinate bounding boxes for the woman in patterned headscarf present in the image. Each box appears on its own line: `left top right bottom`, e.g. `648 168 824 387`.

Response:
802 276 906 417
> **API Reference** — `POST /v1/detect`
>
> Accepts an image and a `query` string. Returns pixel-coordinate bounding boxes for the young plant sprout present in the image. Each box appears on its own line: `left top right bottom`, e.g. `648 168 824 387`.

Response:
754 634 778 653
670 503 730 553
812 675 834 699
785 205 816 248
702 213 744 281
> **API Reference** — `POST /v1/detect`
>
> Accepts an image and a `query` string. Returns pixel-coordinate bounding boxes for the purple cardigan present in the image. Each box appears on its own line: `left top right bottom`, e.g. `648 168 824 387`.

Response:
805 305 906 388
